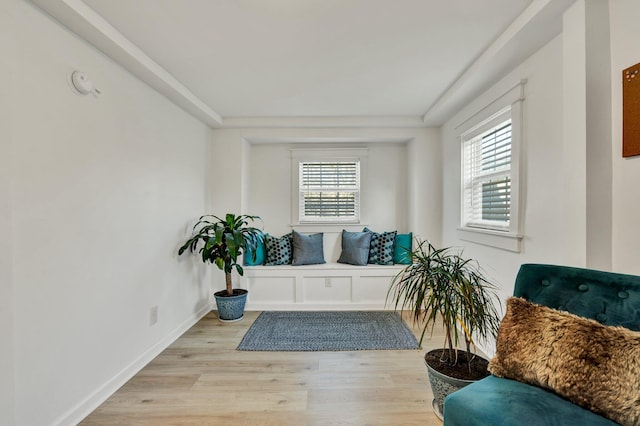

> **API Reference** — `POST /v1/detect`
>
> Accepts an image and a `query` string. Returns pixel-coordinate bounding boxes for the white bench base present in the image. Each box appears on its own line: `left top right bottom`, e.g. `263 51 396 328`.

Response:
239 263 406 311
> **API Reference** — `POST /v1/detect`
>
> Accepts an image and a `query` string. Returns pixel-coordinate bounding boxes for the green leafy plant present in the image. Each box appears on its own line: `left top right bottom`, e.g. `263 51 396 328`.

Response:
387 239 501 373
178 214 263 296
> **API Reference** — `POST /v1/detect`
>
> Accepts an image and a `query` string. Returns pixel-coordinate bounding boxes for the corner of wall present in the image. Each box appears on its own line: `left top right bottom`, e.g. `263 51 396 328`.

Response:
0 0 16 423
562 0 614 270
408 127 443 245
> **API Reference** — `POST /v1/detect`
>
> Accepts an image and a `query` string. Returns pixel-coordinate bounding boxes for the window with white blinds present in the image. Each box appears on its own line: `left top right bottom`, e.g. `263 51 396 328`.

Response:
457 80 524 251
462 119 512 231
299 161 360 222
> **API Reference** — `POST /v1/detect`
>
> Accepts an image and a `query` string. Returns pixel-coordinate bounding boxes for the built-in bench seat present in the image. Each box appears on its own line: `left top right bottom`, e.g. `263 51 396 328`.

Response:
238 228 412 310
239 263 405 310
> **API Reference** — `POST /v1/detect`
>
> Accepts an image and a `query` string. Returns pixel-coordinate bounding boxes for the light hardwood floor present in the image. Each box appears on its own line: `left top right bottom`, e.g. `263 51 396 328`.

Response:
81 311 445 425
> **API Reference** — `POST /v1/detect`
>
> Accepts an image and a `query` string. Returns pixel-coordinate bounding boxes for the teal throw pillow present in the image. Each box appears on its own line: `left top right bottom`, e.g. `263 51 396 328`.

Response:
243 239 266 266
264 233 293 266
364 227 397 265
291 230 326 266
338 230 373 266
394 233 413 264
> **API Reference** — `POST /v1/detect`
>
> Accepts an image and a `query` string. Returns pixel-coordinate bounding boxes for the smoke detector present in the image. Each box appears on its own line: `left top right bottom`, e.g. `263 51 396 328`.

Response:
69 70 100 96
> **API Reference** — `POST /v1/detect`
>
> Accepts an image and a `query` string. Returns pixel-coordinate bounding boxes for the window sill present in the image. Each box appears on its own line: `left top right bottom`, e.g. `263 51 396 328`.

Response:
290 223 368 233
457 227 523 253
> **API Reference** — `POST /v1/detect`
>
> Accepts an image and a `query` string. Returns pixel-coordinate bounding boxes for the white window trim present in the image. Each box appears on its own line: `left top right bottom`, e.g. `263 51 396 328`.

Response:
290 148 368 229
456 80 526 252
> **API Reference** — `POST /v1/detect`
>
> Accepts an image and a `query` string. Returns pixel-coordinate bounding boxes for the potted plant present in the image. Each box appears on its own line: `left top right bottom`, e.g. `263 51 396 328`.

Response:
179 213 263 322
387 239 501 419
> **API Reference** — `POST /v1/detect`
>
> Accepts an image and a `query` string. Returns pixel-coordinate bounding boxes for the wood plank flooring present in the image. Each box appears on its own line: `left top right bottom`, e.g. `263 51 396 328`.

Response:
81 311 445 425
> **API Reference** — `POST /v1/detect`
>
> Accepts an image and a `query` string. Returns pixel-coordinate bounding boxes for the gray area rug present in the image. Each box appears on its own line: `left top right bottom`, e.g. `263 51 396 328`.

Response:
237 311 419 351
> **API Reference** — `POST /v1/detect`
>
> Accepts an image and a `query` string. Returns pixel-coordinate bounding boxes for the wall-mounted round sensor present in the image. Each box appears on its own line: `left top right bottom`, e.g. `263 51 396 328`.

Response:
69 70 100 96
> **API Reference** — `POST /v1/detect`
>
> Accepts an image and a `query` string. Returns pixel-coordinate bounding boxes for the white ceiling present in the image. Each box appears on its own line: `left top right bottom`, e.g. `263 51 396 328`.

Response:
30 0 575 127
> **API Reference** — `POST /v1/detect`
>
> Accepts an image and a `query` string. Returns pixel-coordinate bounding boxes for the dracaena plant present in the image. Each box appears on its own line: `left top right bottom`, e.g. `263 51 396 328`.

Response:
387 239 501 372
178 214 263 296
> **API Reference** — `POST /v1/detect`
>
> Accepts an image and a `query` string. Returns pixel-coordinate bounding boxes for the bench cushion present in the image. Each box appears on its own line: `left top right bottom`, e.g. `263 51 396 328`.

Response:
443 375 617 426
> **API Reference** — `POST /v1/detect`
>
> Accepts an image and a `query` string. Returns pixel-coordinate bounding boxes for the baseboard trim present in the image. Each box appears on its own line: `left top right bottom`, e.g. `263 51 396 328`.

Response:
54 302 214 426
244 303 394 311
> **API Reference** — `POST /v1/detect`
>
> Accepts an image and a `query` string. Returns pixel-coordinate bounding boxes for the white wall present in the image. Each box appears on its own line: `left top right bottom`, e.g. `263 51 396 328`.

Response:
0 2 16 424
442 35 566 304
561 2 588 267
6 1 213 424
584 0 612 270
408 128 442 245
610 0 640 275
562 0 613 270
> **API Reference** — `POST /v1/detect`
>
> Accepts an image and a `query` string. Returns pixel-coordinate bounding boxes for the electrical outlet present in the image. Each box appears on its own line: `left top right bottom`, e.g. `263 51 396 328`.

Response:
325 278 332 288
149 306 158 326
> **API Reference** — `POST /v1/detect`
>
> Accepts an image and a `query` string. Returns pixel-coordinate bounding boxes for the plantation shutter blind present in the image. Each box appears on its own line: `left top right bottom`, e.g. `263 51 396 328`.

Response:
463 120 512 230
299 161 360 222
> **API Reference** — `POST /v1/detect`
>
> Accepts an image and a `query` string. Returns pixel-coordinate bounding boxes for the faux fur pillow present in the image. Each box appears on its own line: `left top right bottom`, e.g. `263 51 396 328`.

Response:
489 297 640 425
